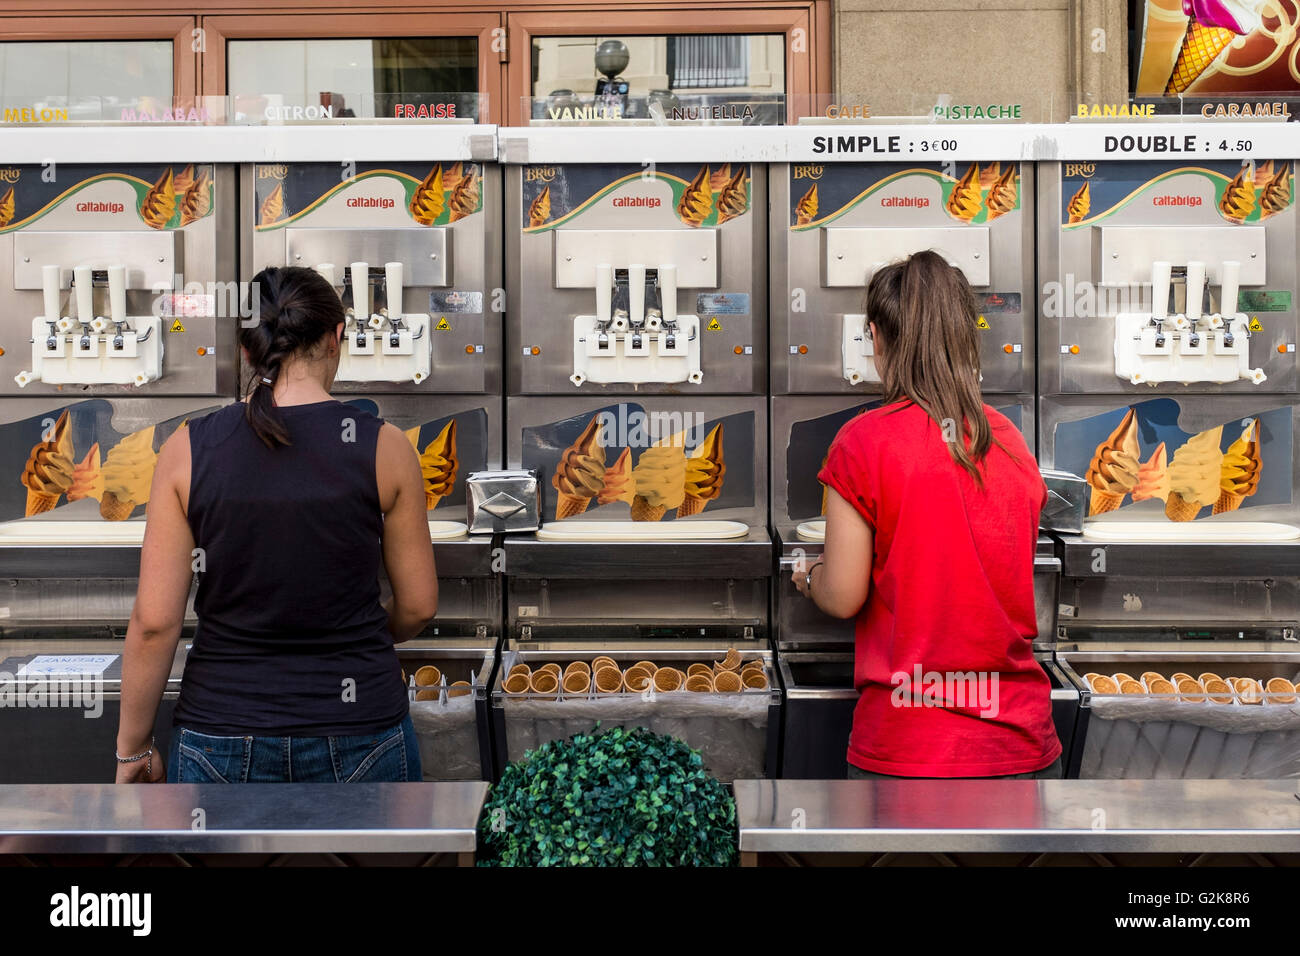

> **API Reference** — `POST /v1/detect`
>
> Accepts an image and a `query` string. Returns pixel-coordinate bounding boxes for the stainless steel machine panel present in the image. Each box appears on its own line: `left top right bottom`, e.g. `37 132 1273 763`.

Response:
242 161 501 395
1038 160 1298 394
507 162 767 394
0 164 237 397
14 232 180 289
285 227 449 288
771 161 1034 395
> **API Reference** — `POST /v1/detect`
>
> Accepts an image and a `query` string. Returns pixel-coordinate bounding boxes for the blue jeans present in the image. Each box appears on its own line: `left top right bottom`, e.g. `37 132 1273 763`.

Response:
167 714 421 783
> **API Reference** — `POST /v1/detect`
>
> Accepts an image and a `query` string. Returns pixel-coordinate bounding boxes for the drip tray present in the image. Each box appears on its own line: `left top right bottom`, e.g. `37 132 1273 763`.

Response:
0 519 468 545
795 520 825 542
535 520 749 541
1082 521 1300 543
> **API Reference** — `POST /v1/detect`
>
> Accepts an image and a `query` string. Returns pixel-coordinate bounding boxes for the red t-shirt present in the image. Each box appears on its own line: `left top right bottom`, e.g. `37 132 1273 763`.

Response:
817 400 1060 777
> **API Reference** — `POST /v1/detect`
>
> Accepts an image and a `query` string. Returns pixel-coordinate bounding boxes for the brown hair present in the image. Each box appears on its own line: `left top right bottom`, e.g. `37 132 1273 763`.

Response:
240 266 345 449
865 250 1005 485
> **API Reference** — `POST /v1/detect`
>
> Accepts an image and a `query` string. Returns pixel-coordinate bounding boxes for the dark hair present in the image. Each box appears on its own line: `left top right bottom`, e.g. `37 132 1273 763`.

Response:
240 266 344 449
865 250 1006 486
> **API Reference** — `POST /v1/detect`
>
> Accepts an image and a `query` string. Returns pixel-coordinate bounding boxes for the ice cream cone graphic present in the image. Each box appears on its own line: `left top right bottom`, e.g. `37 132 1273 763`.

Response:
679 424 725 516
417 419 458 512
1214 418 1261 514
1067 181 1090 224
1165 2 1272 95
630 439 686 522
945 163 982 222
66 443 104 504
552 415 606 519
99 426 157 521
1219 160 1256 224
596 447 635 506
1261 162 1292 217
1165 425 1224 522
21 410 75 515
1084 407 1140 515
1130 442 1170 504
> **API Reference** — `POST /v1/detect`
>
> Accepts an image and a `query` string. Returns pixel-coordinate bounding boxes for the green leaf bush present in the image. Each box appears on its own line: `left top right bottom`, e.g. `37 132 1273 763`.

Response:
478 726 738 867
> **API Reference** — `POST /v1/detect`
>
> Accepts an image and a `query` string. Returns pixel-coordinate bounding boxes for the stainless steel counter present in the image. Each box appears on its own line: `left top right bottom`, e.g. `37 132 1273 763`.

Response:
0 782 488 854
1058 534 1300 578
734 778 1300 854
503 528 773 579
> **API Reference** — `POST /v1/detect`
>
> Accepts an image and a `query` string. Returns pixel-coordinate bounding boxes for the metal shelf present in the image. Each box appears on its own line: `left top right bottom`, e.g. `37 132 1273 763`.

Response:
502 527 773 579
1059 534 1300 578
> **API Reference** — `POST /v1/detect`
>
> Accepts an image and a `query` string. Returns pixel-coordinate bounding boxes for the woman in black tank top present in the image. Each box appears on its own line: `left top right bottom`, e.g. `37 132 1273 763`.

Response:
115 267 438 783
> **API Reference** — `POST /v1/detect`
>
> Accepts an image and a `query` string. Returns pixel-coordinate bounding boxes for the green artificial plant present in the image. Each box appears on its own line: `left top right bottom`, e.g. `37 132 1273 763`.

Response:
478 725 738 867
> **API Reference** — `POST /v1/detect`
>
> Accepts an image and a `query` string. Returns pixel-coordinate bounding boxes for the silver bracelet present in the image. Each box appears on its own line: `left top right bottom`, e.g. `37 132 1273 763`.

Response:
116 737 155 764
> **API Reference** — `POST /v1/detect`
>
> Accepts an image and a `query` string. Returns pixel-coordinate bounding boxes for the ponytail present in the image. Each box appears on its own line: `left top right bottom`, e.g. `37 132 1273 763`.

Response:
240 266 345 449
865 250 1005 486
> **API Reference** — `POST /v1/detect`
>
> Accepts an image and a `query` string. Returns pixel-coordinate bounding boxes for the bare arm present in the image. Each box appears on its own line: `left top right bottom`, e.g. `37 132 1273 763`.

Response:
116 427 194 783
377 423 438 642
793 487 873 619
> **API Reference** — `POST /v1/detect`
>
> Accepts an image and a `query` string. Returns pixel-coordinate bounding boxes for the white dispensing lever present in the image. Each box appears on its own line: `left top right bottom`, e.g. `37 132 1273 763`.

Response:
628 263 646 327
41 265 61 327
1220 260 1241 319
595 264 613 329
315 262 336 290
384 261 403 323
72 265 94 335
349 261 377 333
657 263 677 331
1151 261 1171 326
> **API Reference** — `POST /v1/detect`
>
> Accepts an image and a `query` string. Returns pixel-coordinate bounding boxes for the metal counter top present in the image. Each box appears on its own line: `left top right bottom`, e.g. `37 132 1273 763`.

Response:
0 782 488 854
734 778 1300 854
503 528 773 579
1058 534 1300 578
0 534 495 579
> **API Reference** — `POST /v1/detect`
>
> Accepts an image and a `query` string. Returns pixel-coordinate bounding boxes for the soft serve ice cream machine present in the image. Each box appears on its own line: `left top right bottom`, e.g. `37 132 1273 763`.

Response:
243 159 501 394
770 160 1035 396
0 164 236 396
506 155 767 394
1038 159 1298 394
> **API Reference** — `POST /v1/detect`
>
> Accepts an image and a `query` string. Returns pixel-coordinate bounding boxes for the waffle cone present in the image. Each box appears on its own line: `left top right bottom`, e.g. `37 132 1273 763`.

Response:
24 489 60 516
633 660 657 675
508 663 531 679
425 492 444 512
653 668 684 692
415 688 440 701
742 670 768 689
630 495 667 522
685 674 714 692
1213 489 1245 515
591 656 617 674
448 681 472 698
713 670 742 693
504 672 530 694
1165 492 1203 522
414 665 441 687
687 663 713 679
594 666 623 693
1089 487 1124 516
716 648 742 671
1165 23 1235 95
564 661 591 679
529 671 558 696
1264 678 1297 703
537 662 562 679
676 495 707 517
623 667 652 692
99 492 137 521
555 492 592 520
563 671 591 694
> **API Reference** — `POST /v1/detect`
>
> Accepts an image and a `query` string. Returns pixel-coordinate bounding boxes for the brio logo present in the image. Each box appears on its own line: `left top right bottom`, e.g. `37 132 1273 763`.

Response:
1065 163 1096 178
526 167 556 183
0 168 19 184
793 164 824 180
257 164 288 180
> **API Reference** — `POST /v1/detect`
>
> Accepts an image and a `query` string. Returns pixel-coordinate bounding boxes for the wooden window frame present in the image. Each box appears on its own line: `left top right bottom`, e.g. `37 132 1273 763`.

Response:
0 15 197 103
199 13 505 123
505 5 830 125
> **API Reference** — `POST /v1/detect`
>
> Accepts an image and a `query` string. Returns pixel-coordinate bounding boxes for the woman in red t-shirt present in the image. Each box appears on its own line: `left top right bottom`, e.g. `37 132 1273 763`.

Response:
794 250 1061 779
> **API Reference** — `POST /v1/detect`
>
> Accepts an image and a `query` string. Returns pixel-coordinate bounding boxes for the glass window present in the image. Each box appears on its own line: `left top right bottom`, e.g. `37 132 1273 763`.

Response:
0 41 171 115
532 34 784 98
227 37 477 115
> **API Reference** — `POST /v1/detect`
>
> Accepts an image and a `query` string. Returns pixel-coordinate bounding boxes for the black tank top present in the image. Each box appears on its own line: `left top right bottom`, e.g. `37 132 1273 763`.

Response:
173 400 408 737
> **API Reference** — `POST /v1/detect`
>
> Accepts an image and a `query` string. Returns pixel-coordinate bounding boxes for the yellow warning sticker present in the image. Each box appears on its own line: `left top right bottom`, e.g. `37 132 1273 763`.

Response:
706 317 722 331
168 319 186 333
975 315 990 330
1249 317 1263 331
435 316 451 331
